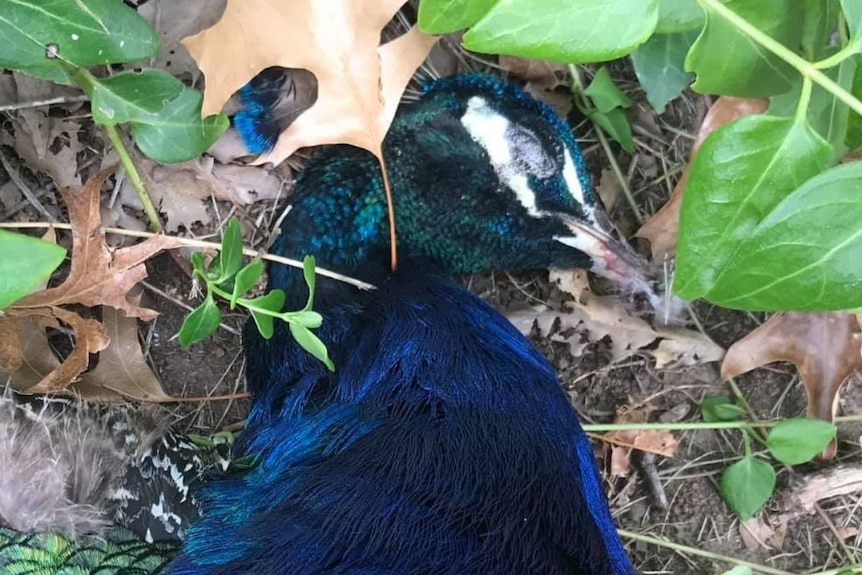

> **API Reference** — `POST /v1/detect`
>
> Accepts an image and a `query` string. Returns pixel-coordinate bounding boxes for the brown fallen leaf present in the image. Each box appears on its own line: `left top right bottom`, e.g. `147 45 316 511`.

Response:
184 0 438 164
76 291 172 402
602 403 679 477
499 56 565 90
722 312 862 459
740 516 787 551
1 172 181 392
15 170 182 319
635 96 769 260
507 271 724 367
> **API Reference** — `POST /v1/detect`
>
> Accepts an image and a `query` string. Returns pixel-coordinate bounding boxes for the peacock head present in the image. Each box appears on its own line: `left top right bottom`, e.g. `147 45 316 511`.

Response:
238 72 649 293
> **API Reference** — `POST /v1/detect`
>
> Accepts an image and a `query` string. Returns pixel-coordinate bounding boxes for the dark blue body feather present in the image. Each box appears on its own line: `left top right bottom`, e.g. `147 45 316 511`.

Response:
170 73 636 574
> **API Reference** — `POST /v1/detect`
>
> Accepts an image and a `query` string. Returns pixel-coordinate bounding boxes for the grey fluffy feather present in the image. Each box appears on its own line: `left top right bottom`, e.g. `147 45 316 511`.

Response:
0 392 170 538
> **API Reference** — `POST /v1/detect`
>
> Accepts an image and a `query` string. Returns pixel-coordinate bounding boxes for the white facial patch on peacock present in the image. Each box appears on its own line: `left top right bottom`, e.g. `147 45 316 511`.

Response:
460 96 545 218
461 96 596 225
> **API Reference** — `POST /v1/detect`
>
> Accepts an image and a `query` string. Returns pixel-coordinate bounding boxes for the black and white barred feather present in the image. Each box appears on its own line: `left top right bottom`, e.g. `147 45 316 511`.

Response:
0 391 231 544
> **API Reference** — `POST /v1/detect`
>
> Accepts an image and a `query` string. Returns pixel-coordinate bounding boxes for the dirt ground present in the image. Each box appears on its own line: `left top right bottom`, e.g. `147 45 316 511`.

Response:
2 12 861 574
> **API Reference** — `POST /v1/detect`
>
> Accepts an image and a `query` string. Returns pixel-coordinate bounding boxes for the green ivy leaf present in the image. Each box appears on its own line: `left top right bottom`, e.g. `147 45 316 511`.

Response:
0 0 159 73
583 67 632 113
289 310 324 329
801 0 841 60
129 87 228 164
769 53 856 155
842 0 862 42
0 230 66 310
675 115 832 302
178 292 221 347
720 456 776 520
290 322 335 371
685 0 803 97
631 31 697 113
417 0 498 34
230 260 264 309
766 418 837 464
701 396 745 423
90 70 184 125
703 161 862 309
464 0 659 63
720 567 754 575
656 0 704 33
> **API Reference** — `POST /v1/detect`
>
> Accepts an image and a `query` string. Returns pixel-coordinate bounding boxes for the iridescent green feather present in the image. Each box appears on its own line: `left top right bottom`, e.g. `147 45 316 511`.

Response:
0 526 177 575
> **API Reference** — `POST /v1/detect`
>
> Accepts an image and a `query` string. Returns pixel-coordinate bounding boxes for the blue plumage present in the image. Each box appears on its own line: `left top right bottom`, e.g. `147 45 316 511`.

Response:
170 73 640 574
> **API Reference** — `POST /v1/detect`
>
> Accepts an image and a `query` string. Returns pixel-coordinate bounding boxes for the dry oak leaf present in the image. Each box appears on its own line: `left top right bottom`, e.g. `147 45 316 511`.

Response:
1 306 109 394
14 170 182 320
722 312 862 460
183 0 438 164
603 403 679 477
635 96 769 260
76 291 172 403
508 270 724 367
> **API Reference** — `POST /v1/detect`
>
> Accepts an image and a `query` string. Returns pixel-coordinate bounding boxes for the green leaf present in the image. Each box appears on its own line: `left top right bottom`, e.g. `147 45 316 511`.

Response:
583 67 632 113
656 0 704 33
217 219 243 284
766 418 837 464
289 310 324 329
720 456 776 520
178 292 221 347
230 260 263 309
769 53 856 155
464 0 659 63
631 31 698 113
247 291 286 339
191 251 207 275
721 567 754 575
91 70 184 125
701 396 745 423
703 161 862 309
290 322 335 371
418 0 498 33
801 0 841 60
0 229 66 310
129 87 228 164
675 115 832 302
846 54 862 150
302 255 317 310
842 0 862 40
685 1 803 97
0 0 159 72
584 108 635 153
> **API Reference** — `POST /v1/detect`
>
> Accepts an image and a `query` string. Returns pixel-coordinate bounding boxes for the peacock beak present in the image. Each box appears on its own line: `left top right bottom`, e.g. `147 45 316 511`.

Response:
554 215 651 293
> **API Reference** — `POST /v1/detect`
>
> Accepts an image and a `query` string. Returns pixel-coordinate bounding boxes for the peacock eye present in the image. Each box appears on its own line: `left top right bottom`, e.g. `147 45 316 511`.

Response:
506 124 556 179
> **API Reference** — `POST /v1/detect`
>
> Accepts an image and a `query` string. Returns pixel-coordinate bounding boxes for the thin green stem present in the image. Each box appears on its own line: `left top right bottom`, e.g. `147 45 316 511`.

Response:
567 64 643 223
795 75 813 124
584 413 862 432
698 0 862 119
62 65 162 232
103 124 162 232
618 529 796 575
813 41 861 70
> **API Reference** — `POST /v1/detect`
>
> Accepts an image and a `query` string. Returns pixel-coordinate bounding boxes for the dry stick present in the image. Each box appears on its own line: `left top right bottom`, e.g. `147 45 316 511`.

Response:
0 94 89 112
0 221 375 291
0 151 55 222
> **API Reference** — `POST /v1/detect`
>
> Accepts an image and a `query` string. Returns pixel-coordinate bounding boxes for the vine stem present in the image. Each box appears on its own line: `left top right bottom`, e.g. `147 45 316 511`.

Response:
62 65 163 232
618 529 798 575
698 0 862 119
103 124 162 232
377 152 399 271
